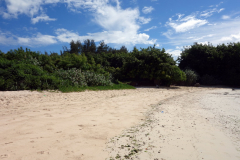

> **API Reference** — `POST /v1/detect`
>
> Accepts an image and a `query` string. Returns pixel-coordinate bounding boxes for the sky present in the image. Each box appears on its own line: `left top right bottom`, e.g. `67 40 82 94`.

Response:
0 0 240 58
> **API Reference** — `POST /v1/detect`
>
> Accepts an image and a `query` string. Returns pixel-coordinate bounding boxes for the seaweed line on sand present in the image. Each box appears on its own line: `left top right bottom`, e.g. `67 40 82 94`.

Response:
105 92 190 160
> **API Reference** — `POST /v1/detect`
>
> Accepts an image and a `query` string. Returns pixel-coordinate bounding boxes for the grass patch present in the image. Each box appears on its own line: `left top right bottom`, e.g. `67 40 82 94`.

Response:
59 84 136 93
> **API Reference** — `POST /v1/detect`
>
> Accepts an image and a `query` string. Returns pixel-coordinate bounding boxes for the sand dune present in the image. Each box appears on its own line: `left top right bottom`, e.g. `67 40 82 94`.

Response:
0 87 239 160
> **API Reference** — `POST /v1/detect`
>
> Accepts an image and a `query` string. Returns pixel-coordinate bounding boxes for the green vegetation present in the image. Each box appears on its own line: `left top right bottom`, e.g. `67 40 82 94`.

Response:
1 40 239 91
178 42 240 86
59 84 135 93
184 69 198 86
0 41 186 91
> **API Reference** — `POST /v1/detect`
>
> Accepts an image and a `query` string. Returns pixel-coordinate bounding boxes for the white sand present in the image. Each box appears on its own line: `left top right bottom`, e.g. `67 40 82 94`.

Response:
0 87 239 160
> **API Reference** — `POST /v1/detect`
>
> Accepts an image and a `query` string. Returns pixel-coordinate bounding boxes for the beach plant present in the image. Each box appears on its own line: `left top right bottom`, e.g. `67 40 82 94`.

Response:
55 68 113 87
184 69 198 86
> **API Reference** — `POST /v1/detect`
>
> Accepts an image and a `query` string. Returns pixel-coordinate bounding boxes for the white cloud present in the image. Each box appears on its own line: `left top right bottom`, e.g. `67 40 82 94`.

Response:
18 33 57 46
3 0 44 18
200 8 224 17
163 18 240 47
142 6 154 14
75 0 155 45
0 30 57 46
1 0 156 46
55 28 157 45
138 17 151 24
193 34 214 41
166 49 182 57
222 15 230 20
166 15 208 33
218 8 224 13
221 11 240 20
220 33 240 42
165 6 225 34
31 14 56 24
2 0 107 19
0 30 18 45
209 2 223 8
55 28 80 43
144 26 157 31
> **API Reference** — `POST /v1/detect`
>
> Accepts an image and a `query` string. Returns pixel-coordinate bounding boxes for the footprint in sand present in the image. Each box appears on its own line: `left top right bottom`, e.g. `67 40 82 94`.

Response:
37 151 44 154
0 154 8 158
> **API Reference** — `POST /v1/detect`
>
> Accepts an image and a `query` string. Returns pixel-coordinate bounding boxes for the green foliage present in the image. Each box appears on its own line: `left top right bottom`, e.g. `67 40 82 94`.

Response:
0 61 60 91
0 41 187 91
55 68 113 87
178 42 240 86
184 69 198 86
201 75 221 85
119 46 185 84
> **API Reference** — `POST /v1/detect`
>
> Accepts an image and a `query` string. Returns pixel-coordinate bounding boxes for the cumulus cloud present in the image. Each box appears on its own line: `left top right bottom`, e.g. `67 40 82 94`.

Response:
3 0 45 18
1 0 156 46
31 14 56 24
59 0 155 45
142 6 154 14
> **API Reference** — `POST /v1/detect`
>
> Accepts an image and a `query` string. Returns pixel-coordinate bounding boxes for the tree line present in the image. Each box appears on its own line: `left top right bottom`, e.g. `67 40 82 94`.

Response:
178 42 240 86
0 40 239 91
0 40 186 91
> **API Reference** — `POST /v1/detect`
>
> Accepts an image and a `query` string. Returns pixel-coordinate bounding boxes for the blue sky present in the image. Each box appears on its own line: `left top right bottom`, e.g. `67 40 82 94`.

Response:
0 0 240 58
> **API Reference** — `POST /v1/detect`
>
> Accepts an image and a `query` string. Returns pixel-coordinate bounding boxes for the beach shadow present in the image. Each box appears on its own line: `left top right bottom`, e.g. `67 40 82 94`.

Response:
135 86 181 90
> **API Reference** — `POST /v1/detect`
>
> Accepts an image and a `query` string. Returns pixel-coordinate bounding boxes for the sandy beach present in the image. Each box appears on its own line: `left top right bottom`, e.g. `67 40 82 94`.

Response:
0 87 239 160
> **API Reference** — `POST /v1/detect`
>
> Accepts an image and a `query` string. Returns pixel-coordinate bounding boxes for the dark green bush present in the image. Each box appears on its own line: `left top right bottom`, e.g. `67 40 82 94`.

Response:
0 61 60 91
179 42 240 86
201 74 220 85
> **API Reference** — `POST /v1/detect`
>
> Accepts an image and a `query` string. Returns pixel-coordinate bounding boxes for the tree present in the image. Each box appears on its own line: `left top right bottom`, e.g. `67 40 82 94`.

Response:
119 45 128 53
70 40 82 54
96 40 109 53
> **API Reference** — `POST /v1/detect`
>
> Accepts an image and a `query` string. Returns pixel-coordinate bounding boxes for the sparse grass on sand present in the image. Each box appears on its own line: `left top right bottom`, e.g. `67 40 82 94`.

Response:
58 84 136 93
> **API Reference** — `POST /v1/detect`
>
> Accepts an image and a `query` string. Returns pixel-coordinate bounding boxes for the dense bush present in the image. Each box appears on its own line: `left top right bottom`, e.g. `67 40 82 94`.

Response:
178 42 240 86
115 46 186 85
0 61 60 91
0 41 187 91
200 75 221 85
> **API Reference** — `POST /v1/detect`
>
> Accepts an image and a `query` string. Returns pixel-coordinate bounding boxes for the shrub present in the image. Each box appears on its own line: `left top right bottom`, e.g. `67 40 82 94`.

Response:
184 69 198 86
55 68 113 87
